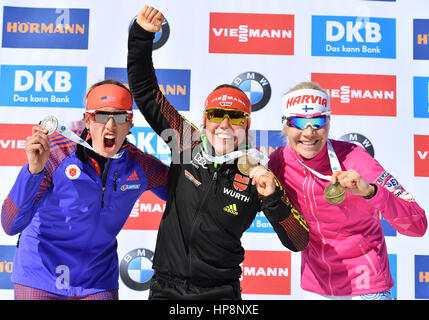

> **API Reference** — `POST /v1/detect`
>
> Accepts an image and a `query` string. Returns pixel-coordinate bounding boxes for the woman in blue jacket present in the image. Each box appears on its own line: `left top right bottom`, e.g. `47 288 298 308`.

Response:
1 80 169 300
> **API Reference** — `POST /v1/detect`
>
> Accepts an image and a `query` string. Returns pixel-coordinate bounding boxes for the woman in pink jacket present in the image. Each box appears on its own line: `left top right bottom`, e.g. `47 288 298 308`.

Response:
268 81 427 300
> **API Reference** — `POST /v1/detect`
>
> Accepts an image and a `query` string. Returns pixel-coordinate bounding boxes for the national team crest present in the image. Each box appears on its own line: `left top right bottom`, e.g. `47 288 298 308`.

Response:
65 164 81 180
233 173 249 192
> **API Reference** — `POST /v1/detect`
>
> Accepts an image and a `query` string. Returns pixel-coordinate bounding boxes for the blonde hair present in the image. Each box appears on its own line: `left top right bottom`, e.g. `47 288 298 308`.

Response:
285 81 328 96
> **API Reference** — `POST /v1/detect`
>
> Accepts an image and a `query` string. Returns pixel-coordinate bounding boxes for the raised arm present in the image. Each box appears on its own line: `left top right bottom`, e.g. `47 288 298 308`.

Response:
127 6 200 154
1 125 52 235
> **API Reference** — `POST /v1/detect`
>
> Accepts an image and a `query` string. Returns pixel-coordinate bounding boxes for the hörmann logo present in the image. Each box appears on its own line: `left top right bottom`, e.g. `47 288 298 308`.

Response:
311 73 396 116
2 6 89 49
105 67 191 112
0 246 16 289
209 12 294 55
311 15 396 58
415 255 429 299
413 19 429 60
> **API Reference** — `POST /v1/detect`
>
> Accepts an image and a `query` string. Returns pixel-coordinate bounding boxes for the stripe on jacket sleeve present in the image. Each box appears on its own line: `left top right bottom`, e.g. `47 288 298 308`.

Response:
1 195 20 235
126 144 169 190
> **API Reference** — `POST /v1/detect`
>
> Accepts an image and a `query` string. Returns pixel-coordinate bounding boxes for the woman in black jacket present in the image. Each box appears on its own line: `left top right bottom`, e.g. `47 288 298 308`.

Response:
127 5 309 299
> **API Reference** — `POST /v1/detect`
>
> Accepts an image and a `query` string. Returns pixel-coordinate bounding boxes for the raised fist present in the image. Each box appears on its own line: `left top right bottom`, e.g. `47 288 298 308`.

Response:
136 5 164 33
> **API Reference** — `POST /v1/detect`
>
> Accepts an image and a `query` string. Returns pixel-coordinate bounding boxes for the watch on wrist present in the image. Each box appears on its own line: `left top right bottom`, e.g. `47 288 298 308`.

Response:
363 183 378 200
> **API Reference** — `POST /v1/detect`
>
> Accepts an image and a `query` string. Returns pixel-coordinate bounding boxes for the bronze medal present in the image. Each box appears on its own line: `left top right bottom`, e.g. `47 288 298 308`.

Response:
39 115 58 136
237 155 259 176
323 182 346 205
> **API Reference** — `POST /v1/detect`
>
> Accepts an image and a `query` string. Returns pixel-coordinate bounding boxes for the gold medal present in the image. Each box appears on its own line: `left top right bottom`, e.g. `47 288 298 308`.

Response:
237 155 259 176
324 182 346 205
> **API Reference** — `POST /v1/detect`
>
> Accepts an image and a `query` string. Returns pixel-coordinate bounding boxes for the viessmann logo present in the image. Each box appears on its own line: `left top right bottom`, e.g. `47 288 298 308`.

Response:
311 73 396 116
209 12 294 55
2 6 89 49
0 124 34 166
415 135 429 177
122 192 166 231
241 250 291 295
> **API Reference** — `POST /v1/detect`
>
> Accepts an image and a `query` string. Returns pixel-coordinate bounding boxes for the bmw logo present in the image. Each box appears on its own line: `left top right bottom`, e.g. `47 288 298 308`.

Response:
153 19 170 50
232 71 271 112
128 17 170 50
338 133 375 157
119 248 154 291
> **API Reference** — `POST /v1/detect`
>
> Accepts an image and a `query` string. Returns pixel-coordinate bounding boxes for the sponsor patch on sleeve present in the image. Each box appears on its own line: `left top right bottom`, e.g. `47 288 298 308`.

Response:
375 171 415 202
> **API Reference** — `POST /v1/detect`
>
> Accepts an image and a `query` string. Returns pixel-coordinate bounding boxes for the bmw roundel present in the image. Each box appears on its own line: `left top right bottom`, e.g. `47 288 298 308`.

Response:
338 133 375 157
232 71 271 112
129 17 170 50
119 248 154 291
153 18 170 50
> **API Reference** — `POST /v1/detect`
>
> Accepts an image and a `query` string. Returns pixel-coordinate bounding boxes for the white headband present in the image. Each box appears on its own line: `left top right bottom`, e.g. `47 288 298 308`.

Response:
281 89 330 123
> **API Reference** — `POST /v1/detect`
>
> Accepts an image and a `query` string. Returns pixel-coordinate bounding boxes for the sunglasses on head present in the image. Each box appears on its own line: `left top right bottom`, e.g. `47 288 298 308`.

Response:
86 111 132 124
286 116 328 130
205 108 249 126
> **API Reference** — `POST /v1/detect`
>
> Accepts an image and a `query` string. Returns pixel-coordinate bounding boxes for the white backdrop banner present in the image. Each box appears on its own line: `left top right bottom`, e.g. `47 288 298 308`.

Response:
0 0 428 300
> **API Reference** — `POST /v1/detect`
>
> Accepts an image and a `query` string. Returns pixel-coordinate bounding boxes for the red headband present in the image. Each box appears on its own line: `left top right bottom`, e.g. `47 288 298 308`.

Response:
204 87 251 114
86 84 133 112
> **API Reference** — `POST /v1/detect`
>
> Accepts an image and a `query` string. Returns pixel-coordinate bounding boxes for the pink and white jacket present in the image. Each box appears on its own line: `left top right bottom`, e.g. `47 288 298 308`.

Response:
269 139 427 296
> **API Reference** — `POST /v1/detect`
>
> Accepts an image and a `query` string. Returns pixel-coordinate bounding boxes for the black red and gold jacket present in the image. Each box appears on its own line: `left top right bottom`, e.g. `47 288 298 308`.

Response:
127 21 309 287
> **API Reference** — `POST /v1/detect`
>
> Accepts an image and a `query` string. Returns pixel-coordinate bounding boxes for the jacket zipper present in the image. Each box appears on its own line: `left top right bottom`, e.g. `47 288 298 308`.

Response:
188 168 219 278
114 171 118 192
101 159 113 208
304 168 334 296
73 158 112 293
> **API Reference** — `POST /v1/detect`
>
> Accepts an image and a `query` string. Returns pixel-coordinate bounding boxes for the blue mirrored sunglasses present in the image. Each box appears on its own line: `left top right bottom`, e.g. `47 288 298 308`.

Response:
286 116 328 130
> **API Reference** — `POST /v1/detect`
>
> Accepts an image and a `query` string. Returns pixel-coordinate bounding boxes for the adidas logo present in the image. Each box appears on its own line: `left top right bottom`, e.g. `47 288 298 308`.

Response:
223 204 238 215
127 170 139 181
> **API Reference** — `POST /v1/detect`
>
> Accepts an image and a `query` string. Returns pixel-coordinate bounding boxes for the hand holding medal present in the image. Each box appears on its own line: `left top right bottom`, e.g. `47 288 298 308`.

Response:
330 169 375 200
39 115 59 136
237 154 260 176
323 182 346 205
25 118 55 174
298 140 349 205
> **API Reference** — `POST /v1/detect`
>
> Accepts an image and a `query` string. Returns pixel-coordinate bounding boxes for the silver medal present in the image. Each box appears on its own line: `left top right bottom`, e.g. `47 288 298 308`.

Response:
39 115 58 135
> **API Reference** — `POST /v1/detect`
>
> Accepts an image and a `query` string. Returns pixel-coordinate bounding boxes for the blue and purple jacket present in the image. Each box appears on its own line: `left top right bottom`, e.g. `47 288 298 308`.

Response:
1 130 168 296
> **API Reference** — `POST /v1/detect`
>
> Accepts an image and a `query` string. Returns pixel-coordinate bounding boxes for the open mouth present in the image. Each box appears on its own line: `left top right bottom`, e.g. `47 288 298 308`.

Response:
215 130 235 140
104 134 116 150
300 140 318 147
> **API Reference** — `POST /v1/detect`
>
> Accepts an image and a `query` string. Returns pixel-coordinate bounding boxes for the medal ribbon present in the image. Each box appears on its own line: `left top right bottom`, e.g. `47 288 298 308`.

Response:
296 140 341 181
57 123 124 159
199 134 268 166
201 148 268 166
43 116 123 159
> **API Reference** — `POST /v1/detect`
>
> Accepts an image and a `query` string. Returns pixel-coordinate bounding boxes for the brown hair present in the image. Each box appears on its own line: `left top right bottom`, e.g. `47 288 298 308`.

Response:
85 79 131 99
